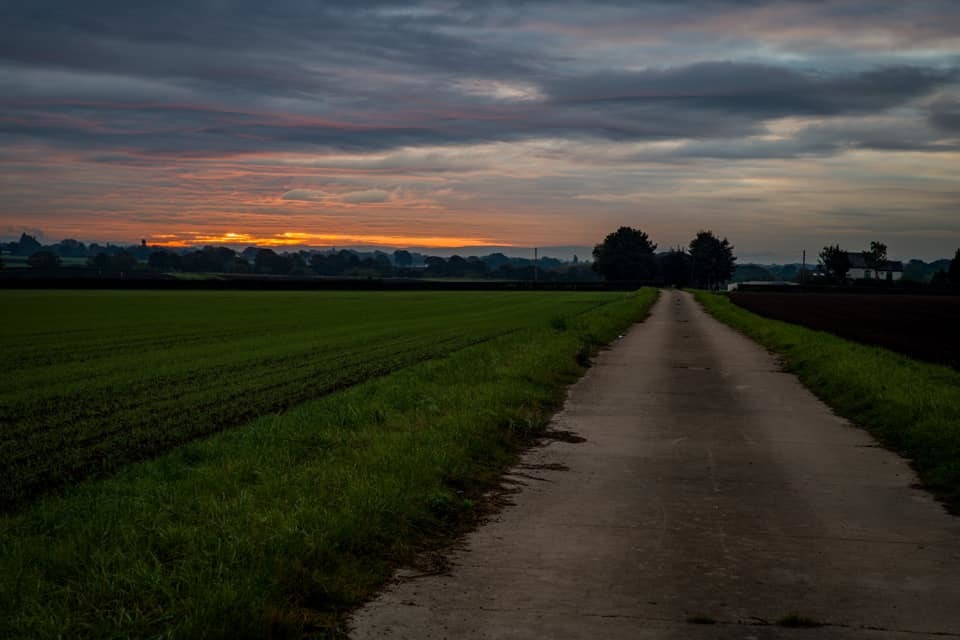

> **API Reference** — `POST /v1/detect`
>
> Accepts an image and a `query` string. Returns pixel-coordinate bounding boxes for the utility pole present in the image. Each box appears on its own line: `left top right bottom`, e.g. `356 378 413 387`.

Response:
801 249 806 284
533 247 538 285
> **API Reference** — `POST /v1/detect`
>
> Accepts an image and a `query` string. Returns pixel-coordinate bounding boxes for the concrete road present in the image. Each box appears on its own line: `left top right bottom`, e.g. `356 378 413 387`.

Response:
351 290 960 639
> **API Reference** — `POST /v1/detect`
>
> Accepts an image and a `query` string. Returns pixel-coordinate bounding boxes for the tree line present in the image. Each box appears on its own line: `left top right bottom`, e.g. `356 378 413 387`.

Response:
591 227 736 289
818 242 960 287
0 233 601 281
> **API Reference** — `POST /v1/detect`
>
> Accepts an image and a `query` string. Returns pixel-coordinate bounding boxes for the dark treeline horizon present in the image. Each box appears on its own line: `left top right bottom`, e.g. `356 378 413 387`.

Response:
3 230 958 286
0 232 602 282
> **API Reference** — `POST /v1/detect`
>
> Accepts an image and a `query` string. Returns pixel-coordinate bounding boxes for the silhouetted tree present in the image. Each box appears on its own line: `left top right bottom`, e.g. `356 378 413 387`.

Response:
148 250 182 271
447 255 471 276
424 256 447 277
254 249 293 274
818 244 851 280
689 230 736 290
659 248 692 287
592 227 658 281
16 233 42 256
53 238 88 258
481 252 510 270
931 269 950 287
110 251 137 272
392 249 413 268
310 250 359 275
948 248 960 287
865 241 888 271
89 252 111 271
27 250 61 269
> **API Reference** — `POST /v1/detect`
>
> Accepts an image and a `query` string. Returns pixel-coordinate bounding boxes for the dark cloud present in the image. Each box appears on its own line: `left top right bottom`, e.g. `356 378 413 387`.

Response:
1 0 958 202
547 63 957 118
929 98 960 133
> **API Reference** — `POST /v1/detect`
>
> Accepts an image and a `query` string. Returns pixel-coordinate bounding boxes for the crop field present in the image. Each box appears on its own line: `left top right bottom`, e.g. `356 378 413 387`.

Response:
729 292 960 368
0 288 656 638
0 290 630 509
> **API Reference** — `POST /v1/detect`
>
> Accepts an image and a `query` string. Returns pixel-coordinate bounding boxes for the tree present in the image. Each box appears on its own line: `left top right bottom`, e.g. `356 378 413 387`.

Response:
423 256 447 277
89 252 111 271
818 244 851 280
948 248 960 287
110 251 137 272
931 269 950 287
393 249 413 268
865 241 888 270
27 250 61 269
659 248 692 287
54 238 87 257
592 227 658 281
254 249 293 274
689 230 736 290
148 250 182 271
16 233 42 256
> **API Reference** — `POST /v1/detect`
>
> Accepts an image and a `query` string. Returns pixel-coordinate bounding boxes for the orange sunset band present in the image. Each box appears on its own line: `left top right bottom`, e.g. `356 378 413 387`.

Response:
148 231 509 249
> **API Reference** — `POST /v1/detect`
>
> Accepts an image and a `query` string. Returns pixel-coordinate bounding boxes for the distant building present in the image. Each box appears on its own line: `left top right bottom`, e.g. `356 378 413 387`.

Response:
847 253 903 281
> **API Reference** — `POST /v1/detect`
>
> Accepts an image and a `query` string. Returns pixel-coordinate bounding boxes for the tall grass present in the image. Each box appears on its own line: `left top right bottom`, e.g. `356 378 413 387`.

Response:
0 289 658 639
694 291 960 512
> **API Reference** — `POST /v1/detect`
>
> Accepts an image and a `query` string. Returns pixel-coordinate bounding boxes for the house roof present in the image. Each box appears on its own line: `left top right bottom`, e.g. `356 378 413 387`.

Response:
847 252 903 271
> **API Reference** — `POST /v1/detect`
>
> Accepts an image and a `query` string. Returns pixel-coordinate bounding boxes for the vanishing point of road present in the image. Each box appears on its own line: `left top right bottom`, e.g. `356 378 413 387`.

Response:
352 290 960 639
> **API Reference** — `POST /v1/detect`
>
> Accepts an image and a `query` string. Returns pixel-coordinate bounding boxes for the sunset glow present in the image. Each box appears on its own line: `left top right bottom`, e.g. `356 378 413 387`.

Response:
149 231 506 249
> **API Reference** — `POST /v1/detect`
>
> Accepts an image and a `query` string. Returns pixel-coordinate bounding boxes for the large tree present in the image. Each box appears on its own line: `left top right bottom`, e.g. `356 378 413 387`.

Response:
592 226 658 281
689 230 736 290
949 248 960 287
819 244 851 280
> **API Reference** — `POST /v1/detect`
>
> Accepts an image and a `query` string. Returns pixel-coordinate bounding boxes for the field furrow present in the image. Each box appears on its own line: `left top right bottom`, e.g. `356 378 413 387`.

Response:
0 290 615 510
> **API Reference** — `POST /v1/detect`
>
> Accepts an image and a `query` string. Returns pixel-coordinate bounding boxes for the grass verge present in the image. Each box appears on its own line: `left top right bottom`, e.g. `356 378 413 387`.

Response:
0 288 657 639
694 290 960 513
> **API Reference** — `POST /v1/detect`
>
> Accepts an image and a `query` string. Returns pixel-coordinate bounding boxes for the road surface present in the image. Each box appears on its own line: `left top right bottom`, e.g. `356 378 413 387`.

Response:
351 290 960 638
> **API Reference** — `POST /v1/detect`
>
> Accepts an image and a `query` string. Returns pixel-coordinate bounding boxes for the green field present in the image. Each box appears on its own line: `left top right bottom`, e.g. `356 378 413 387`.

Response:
2 290 629 508
694 291 960 512
1 289 657 638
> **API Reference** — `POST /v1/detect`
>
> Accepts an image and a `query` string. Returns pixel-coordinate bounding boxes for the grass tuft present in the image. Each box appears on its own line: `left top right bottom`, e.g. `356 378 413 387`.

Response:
694 291 960 512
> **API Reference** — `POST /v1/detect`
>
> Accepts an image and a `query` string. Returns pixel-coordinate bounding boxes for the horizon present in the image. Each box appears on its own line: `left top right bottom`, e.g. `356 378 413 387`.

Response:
1 1 959 260
4 229 956 265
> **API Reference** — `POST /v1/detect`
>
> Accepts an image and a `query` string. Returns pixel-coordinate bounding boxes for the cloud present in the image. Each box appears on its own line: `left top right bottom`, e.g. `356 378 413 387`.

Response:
929 98 960 132
546 63 957 118
340 189 392 204
281 188 327 201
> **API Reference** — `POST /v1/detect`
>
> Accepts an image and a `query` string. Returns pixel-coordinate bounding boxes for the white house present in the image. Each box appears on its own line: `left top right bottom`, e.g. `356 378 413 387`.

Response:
847 253 903 281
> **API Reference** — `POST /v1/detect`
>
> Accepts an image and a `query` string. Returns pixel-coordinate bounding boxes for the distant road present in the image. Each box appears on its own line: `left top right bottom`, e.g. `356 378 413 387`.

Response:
352 289 960 639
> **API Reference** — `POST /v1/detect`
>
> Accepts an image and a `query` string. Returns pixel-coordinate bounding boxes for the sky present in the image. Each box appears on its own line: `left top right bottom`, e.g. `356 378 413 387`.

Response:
1 0 959 262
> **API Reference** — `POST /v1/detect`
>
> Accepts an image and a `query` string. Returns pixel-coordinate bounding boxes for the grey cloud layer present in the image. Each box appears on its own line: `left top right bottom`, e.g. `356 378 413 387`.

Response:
1 0 958 160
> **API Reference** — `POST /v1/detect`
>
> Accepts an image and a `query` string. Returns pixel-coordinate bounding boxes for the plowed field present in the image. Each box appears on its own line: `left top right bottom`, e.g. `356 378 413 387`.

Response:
730 292 960 368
